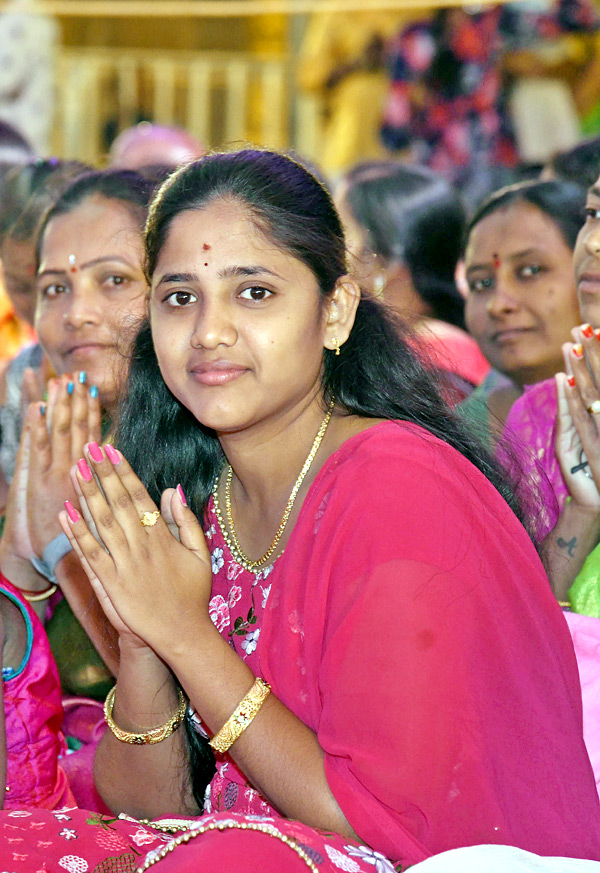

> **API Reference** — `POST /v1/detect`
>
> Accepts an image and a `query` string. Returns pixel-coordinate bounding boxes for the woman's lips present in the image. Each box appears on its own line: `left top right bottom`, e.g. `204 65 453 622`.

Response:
578 273 600 295
490 327 533 345
190 363 247 386
65 343 113 359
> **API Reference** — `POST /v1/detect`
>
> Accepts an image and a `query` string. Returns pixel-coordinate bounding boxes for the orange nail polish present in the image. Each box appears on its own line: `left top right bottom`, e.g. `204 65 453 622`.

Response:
582 324 594 338
567 375 576 387
573 344 584 358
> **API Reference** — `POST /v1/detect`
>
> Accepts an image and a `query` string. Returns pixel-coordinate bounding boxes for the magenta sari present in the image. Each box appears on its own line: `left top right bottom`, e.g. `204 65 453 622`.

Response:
0 422 598 872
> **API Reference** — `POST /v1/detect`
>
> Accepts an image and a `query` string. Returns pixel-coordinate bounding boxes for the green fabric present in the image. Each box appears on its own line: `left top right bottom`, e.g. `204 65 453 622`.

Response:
568 542 600 618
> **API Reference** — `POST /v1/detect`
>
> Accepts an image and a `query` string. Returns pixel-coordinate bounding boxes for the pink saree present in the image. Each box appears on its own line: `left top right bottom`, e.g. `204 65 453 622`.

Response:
0 422 598 872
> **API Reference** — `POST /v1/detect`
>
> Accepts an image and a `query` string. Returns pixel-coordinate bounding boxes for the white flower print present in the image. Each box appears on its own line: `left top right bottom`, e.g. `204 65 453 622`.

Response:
53 812 72 821
324 845 361 871
211 547 224 574
208 595 230 632
130 829 157 847
241 628 260 655
227 562 244 582
58 857 88 873
59 828 78 840
345 845 397 873
205 523 216 540
261 584 272 608
228 585 242 607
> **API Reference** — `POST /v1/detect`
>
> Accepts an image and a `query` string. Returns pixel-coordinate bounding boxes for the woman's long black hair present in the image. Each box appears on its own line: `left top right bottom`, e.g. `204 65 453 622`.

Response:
115 149 527 807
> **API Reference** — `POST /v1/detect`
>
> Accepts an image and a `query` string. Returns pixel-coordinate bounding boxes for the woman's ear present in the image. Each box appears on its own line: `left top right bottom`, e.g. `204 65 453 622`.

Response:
323 276 361 354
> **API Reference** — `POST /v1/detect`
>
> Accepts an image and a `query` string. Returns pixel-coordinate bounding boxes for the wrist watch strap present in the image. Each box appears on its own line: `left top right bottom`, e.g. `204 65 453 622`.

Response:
31 533 73 583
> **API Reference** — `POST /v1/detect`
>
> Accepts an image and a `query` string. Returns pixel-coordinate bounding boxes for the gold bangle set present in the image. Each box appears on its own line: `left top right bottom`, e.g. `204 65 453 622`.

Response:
104 685 188 745
208 677 271 753
104 677 271 754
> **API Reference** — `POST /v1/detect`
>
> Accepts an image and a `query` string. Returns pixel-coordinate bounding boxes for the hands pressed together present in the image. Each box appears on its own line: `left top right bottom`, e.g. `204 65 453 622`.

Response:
556 323 600 507
58 438 213 660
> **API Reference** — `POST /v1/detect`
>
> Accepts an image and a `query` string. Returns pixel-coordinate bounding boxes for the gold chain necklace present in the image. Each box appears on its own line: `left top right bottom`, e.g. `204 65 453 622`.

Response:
212 399 335 573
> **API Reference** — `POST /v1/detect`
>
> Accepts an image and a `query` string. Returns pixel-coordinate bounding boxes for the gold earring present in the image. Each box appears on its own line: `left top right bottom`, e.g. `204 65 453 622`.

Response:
333 336 340 356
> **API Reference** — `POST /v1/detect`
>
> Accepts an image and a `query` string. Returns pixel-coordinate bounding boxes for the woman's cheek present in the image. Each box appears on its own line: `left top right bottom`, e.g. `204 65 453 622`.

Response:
464 297 486 340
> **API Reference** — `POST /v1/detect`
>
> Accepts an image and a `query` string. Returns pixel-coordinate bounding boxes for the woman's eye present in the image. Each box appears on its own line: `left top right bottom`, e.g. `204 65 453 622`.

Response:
165 290 196 307
468 276 494 294
519 265 542 278
585 206 600 222
105 274 127 287
238 286 273 302
41 282 68 298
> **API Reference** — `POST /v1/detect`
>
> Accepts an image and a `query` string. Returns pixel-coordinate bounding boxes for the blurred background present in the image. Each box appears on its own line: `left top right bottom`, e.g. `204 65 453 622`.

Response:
3 0 599 174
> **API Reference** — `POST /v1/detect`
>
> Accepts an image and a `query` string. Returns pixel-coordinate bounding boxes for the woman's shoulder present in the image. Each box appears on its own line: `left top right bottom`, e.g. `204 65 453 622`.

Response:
314 419 494 508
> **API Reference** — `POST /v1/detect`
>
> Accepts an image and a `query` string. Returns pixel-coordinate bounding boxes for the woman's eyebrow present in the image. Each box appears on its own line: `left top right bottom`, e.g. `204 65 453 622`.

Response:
37 255 135 279
217 265 285 281
155 271 199 288
156 266 285 287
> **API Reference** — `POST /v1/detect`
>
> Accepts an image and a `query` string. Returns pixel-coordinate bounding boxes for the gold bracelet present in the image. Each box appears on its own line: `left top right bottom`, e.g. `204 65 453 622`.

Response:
209 678 271 754
104 684 188 745
557 600 571 609
21 583 58 603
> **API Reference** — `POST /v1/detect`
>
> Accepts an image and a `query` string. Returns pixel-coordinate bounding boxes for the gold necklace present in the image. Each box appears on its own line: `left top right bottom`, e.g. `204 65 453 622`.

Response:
212 399 335 573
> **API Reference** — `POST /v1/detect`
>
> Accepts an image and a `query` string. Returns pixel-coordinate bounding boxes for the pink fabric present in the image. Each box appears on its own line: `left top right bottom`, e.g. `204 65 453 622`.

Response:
0 808 399 872
565 611 600 796
0 423 598 870
202 423 600 865
501 378 562 540
0 575 75 810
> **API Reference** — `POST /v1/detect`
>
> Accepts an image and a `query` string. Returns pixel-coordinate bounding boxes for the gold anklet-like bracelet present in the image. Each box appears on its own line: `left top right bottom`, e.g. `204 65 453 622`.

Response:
104 685 188 745
209 677 271 753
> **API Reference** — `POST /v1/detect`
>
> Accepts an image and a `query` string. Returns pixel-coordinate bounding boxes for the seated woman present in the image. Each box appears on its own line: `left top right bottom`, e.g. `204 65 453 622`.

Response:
3 149 597 872
461 179 585 446
336 161 489 403
0 158 89 512
0 168 156 809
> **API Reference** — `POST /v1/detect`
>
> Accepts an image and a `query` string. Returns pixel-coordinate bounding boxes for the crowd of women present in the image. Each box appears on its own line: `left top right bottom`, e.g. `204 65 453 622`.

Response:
0 118 600 872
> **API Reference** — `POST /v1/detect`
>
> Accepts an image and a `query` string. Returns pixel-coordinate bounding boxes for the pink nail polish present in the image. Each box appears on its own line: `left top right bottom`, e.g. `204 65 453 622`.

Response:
177 483 187 506
88 441 103 463
64 500 79 523
77 458 92 482
105 444 120 465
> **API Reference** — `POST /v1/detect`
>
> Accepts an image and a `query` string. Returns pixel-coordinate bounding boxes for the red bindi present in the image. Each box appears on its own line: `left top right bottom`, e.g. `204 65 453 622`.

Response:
492 254 500 269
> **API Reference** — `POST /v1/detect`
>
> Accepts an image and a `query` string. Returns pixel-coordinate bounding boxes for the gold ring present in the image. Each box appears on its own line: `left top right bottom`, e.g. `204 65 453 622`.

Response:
587 400 600 415
140 510 161 527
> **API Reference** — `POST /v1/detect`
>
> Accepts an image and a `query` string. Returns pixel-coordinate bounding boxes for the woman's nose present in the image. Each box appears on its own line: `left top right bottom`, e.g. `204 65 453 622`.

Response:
63 286 103 329
190 301 237 350
486 284 519 318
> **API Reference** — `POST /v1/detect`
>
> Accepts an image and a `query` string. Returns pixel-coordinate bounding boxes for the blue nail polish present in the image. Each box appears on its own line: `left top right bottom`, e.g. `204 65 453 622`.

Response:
40 404 45 416
90 385 98 399
78 371 86 384
67 381 74 395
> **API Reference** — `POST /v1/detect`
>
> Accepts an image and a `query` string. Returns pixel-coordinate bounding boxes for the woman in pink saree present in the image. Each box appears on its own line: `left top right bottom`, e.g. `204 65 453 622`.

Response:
2 150 598 873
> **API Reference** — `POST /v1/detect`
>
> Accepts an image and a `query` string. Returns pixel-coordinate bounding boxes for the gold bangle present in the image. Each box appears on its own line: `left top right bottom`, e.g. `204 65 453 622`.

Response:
21 583 58 603
209 677 271 754
104 684 188 745
557 600 571 609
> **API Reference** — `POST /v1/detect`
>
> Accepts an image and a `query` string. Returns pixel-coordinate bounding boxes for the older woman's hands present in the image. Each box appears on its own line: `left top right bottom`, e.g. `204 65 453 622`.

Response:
26 373 101 558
